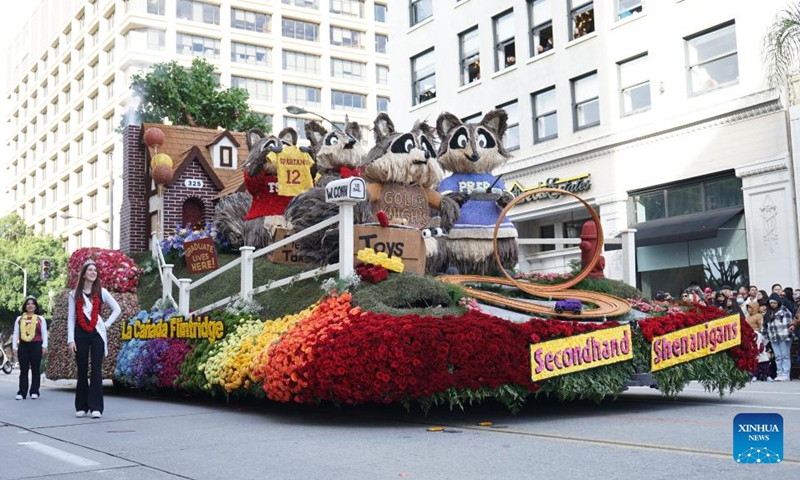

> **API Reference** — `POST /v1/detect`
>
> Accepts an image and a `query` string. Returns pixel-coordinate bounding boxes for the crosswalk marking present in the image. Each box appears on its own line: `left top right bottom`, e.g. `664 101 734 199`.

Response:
18 441 100 467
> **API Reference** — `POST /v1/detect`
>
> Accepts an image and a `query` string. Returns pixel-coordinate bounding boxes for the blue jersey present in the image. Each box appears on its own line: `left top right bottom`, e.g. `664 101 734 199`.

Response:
439 173 517 240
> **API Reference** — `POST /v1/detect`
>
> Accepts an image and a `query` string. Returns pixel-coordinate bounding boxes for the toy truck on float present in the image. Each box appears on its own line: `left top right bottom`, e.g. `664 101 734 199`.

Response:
554 299 583 315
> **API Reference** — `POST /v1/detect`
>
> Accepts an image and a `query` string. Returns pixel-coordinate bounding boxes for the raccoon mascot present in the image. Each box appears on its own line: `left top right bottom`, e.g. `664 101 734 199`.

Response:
283 121 365 265
215 128 298 249
436 110 518 276
358 113 462 274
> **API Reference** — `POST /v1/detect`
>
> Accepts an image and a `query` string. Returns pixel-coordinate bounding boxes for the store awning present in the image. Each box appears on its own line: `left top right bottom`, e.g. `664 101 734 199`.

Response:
633 206 744 247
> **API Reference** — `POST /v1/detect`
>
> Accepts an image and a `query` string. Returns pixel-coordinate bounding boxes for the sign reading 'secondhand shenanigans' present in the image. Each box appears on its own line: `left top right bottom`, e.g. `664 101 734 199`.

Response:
121 316 225 343
531 325 632 382
650 314 740 372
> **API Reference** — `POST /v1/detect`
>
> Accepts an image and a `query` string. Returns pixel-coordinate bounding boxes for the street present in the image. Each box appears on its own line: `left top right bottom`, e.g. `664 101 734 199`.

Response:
1 373 798 479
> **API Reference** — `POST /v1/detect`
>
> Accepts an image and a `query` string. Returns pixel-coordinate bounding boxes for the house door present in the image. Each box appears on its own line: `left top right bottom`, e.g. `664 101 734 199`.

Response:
182 198 205 230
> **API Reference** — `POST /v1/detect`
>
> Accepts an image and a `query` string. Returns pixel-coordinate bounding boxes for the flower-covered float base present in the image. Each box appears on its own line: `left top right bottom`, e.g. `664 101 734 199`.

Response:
111 293 756 412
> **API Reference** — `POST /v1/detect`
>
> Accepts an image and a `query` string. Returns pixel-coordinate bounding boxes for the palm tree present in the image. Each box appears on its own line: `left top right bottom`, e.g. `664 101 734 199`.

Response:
764 3 800 91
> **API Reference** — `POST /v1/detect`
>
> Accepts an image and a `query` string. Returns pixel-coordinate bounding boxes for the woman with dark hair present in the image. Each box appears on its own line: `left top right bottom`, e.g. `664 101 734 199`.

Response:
713 292 727 310
67 259 121 419
782 287 797 316
12 296 48 400
757 290 769 303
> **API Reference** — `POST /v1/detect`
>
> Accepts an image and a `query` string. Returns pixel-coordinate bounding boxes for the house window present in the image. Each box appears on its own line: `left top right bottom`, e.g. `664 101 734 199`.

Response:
619 54 650 115
176 0 220 25
231 76 271 102
231 8 271 33
282 0 318 8
494 10 516 71
282 18 319 42
686 22 738 95
376 65 389 85
570 1 595 40
410 0 432 27
411 48 436 105
375 3 387 22
331 90 366 112
330 26 364 49
331 58 365 81
375 34 388 54
497 100 519 150
283 83 321 107
220 146 233 168
459 26 480 85
532 86 557 142
330 0 364 18
148 0 166 15
377 96 389 112
232 42 271 67
284 50 320 74
572 72 599 130
530 0 553 56
617 0 643 21
176 33 220 59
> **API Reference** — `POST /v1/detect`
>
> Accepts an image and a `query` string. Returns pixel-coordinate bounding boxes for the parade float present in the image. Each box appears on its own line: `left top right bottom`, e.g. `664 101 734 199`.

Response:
45 113 756 412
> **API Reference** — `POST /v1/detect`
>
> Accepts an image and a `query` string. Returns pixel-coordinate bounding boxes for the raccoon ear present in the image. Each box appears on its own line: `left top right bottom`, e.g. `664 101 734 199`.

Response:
277 127 298 146
415 120 435 139
345 121 362 141
481 109 508 139
305 121 328 149
373 113 395 143
436 112 462 139
246 129 266 150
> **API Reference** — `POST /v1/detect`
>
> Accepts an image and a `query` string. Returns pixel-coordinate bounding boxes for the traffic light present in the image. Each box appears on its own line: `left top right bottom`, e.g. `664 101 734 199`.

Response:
40 259 52 280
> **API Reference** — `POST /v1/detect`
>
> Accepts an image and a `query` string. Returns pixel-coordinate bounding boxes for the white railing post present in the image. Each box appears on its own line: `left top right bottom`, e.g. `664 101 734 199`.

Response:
151 234 159 260
338 203 355 278
162 264 174 301
240 246 255 300
620 229 637 287
178 278 192 317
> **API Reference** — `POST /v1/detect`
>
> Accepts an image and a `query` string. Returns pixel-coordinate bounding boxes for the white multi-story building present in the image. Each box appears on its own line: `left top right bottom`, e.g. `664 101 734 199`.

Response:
3 0 390 252
391 0 800 296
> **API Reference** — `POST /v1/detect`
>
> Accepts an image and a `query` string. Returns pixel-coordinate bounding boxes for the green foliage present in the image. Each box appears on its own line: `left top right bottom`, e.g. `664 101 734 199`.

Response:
763 4 800 89
574 277 644 300
534 362 635 403
0 214 69 319
409 384 534 415
121 58 271 132
351 274 466 317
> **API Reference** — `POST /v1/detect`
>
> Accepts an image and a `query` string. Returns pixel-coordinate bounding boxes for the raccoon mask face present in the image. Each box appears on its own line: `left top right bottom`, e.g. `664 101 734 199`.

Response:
305 121 365 172
436 109 511 174
244 128 297 177
362 114 443 188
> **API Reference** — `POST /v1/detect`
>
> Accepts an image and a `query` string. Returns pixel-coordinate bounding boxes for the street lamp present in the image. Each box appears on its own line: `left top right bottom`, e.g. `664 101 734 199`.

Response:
285 105 343 132
0 258 27 299
60 213 112 248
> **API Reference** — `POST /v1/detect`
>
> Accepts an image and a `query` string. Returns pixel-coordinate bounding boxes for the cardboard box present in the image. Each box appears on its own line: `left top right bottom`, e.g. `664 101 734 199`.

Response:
268 228 308 265
353 225 426 275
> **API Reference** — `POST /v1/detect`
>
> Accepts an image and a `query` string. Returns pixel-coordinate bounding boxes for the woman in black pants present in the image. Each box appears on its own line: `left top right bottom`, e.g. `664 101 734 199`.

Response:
67 259 120 419
12 296 48 400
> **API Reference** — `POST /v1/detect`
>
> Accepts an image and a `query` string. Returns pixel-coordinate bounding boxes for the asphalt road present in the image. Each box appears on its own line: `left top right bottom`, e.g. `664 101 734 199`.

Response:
1 373 798 479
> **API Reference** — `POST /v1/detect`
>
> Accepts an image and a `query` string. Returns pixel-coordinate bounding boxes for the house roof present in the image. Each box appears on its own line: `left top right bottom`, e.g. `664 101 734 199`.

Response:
141 123 247 197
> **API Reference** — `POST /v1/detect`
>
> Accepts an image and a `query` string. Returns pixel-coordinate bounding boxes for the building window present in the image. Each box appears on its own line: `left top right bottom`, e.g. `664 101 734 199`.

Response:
232 42 271 67
376 65 389 85
633 176 743 222
331 0 363 18
570 1 595 40
282 0 318 8
330 26 364 49
375 34 388 54
617 0 643 21
377 96 389 112
147 29 166 51
539 225 555 252
284 50 320 74
497 100 519 150
331 90 366 112
686 22 738 95
176 0 220 25
231 8 271 33
331 58 365 81
410 0 432 27
283 84 321 107
530 0 553 56
459 26 480 85
572 72 599 130
494 10 516 71
282 18 319 42
375 3 387 22
148 0 166 15
176 33 220 59
231 76 271 102
220 146 233 168
619 54 650 115
283 116 307 139
532 86 557 142
411 48 436 105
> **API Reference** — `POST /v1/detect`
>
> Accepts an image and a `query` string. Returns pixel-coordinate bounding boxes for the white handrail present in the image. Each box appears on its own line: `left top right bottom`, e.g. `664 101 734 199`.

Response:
251 216 338 261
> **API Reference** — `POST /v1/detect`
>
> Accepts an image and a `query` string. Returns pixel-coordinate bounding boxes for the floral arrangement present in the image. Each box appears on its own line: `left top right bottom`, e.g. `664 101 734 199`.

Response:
457 296 482 312
224 295 264 315
356 248 404 273
159 222 230 261
628 299 682 316
68 248 143 293
513 271 573 283
321 273 362 296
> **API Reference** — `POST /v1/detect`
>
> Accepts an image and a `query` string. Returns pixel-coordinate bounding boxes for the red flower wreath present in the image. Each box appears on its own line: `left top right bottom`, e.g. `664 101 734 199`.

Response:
76 293 102 333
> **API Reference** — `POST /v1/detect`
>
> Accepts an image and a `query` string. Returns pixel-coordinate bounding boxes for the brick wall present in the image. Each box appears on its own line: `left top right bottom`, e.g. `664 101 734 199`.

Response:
162 159 218 233
121 125 149 253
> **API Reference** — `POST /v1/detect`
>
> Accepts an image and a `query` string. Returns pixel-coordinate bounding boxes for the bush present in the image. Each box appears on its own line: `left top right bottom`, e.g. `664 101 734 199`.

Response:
68 248 144 293
574 277 643 300
352 273 465 317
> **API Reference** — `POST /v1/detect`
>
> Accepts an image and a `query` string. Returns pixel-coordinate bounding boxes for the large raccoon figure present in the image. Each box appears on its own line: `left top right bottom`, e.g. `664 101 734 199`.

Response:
436 110 518 276
358 113 462 274
214 128 296 249
283 121 366 265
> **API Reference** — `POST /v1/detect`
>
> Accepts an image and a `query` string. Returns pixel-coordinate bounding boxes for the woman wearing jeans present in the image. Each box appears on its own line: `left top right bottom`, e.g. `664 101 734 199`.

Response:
12 296 48 400
762 293 794 382
67 259 121 418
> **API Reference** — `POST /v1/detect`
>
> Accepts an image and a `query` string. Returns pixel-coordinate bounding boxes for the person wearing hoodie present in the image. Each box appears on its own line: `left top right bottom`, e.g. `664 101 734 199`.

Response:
745 301 763 332
761 293 794 381
782 287 797 316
